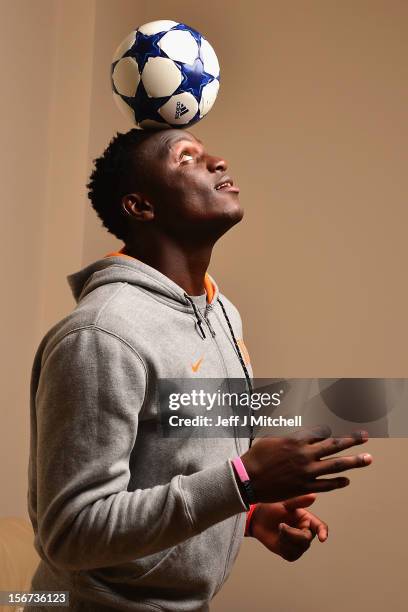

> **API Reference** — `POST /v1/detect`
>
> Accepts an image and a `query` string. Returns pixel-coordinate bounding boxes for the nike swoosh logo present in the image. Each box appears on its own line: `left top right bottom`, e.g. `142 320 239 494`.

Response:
191 357 203 372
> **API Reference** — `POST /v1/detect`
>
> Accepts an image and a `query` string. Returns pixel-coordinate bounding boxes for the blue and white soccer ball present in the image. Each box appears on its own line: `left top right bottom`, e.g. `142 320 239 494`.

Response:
111 20 220 129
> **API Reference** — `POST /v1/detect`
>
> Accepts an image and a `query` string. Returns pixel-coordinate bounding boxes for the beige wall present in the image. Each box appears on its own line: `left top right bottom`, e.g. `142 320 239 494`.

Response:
1 0 407 610
0 0 96 517
0 0 57 517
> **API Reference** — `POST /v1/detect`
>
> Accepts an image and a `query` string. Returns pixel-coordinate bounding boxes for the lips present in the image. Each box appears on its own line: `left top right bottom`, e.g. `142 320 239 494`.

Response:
214 176 240 193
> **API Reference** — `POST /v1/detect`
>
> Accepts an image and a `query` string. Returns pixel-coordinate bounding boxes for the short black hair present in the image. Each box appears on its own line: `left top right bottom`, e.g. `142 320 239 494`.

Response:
86 128 156 241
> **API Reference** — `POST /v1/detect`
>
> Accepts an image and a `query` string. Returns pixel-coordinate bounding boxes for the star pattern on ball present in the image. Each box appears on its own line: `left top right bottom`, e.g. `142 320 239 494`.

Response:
125 31 164 72
130 82 168 125
175 57 215 99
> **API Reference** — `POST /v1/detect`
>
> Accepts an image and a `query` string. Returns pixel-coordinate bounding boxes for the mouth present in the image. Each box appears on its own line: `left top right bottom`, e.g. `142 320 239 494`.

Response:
214 176 240 194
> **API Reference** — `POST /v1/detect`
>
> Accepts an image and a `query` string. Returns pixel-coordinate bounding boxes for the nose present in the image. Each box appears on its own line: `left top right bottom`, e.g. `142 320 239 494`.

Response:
207 154 227 173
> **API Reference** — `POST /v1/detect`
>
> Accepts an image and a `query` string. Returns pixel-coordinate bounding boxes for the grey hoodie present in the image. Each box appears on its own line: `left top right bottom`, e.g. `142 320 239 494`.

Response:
27 251 254 612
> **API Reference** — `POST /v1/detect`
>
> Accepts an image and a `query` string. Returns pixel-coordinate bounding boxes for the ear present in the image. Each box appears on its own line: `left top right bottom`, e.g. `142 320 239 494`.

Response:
121 193 154 222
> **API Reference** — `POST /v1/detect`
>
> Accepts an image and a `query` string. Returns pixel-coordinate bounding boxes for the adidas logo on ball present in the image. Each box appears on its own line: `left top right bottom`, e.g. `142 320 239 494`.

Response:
175 101 189 119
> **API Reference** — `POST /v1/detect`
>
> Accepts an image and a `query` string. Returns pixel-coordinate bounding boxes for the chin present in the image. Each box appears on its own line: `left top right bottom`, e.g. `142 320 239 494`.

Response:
209 202 244 240
222 199 245 224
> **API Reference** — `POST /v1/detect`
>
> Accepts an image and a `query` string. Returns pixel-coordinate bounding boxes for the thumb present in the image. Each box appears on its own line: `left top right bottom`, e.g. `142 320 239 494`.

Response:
279 522 313 543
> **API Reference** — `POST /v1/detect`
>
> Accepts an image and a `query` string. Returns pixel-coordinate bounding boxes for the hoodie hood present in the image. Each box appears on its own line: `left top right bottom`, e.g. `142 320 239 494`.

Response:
67 247 219 309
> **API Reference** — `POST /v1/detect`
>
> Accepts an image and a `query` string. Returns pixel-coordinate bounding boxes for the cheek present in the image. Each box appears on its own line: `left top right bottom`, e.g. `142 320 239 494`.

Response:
151 168 218 219
167 180 215 214
183 190 219 219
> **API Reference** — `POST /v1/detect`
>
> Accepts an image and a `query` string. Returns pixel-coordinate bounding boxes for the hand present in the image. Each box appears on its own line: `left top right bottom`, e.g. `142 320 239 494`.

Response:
240 426 373 503
250 494 328 562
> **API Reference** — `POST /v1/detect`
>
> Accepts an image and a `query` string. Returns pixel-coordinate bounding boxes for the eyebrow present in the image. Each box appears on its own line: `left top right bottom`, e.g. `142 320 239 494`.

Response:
160 135 203 157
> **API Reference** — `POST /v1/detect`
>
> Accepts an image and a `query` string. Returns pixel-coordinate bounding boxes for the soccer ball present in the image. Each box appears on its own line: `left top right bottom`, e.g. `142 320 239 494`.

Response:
111 20 220 129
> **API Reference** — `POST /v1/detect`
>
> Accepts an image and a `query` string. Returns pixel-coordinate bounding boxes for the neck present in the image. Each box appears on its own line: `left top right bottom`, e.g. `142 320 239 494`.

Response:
123 235 213 296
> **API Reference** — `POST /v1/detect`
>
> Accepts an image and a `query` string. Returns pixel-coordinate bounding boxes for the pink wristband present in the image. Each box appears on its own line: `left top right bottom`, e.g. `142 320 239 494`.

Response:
231 456 250 482
231 456 257 507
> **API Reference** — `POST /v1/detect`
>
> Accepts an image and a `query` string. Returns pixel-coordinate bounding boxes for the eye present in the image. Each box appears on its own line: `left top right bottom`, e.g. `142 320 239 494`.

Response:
179 149 195 162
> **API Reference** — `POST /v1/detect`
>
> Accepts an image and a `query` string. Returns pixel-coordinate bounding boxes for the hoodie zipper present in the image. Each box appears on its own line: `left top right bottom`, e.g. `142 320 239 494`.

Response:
184 294 245 596
184 296 217 339
199 303 243 595
203 304 216 337
192 300 246 453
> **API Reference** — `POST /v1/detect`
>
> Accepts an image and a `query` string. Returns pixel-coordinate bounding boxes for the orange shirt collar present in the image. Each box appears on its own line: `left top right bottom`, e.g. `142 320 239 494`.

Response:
104 246 216 304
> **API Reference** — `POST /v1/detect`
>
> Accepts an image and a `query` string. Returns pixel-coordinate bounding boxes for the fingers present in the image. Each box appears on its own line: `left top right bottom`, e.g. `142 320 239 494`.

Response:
303 511 329 542
311 453 373 477
283 494 317 512
291 425 332 444
312 430 369 459
292 507 329 543
306 476 351 493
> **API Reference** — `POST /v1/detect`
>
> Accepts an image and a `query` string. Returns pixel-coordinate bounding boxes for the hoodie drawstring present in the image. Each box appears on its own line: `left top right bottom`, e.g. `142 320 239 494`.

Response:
184 292 254 448
217 297 254 448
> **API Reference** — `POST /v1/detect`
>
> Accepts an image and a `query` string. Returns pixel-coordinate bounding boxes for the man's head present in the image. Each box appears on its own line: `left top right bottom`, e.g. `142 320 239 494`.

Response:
87 128 243 247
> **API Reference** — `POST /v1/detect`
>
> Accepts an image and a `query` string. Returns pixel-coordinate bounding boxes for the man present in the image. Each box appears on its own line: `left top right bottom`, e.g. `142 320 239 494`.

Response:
26 127 372 611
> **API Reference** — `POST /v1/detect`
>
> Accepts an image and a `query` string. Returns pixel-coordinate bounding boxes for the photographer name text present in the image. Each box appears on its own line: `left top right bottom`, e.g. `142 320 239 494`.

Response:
167 415 302 427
